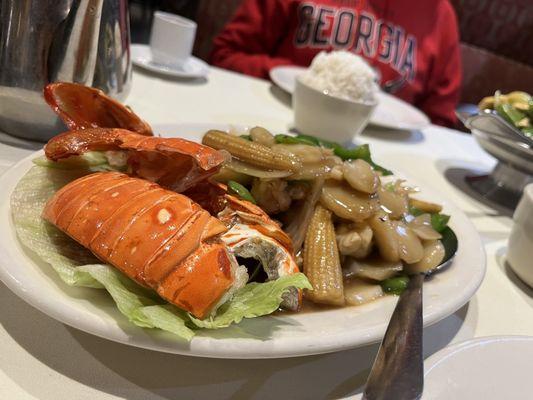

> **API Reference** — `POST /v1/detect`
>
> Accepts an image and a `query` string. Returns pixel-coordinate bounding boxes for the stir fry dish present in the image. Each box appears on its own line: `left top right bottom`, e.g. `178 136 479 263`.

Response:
479 90 533 137
204 128 452 307
11 82 454 340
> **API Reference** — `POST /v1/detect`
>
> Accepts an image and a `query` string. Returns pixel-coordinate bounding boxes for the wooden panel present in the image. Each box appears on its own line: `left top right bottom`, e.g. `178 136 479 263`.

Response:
451 0 533 66
193 0 244 61
460 43 533 104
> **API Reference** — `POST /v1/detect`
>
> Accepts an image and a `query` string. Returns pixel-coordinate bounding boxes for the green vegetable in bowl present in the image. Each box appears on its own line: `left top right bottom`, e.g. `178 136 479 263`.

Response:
479 90 533 135
496 103 529 127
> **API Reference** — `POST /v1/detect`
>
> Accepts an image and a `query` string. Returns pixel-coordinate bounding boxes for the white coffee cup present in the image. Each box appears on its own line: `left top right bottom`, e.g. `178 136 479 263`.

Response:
149 11 197 68
507 183 533 287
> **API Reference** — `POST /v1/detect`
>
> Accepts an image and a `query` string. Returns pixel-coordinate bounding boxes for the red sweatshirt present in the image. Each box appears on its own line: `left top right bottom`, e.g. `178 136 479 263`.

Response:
211 0 462 127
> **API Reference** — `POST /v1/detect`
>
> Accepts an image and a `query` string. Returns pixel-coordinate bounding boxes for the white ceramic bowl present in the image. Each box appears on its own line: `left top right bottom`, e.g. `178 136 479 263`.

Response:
507 183 533 286
293 78 377 143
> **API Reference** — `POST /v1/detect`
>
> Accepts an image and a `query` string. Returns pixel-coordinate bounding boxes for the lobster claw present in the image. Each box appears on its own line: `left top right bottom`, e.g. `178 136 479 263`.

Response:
44 82 153 136
44 128 227 193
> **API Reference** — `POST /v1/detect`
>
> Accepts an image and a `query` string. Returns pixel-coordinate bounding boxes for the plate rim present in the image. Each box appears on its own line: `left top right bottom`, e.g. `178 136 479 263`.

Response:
269 65 431 131
0 124 486 358
425 335 533 374
423 335 533 398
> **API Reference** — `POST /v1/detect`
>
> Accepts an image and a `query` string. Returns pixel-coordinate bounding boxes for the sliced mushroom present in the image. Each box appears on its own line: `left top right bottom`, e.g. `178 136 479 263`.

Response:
344 278 384 306
343 256 403 281
249 126 275 146
368 211 400 262
408 213 442 240
378 186 408 219
337 229 362 257
336 223 373 258
392 221 424 264
321 180 379 222
289 160 333 180
404 240 445 274
329 165 344 180
342 159 379 194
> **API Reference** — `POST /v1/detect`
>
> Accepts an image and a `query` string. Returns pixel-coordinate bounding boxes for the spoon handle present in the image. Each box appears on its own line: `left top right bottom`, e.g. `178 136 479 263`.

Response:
363 274 424 400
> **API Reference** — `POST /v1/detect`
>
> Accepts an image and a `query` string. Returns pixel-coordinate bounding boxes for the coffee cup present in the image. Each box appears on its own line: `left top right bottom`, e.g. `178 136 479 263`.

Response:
149 11 197 68
507 183 533 287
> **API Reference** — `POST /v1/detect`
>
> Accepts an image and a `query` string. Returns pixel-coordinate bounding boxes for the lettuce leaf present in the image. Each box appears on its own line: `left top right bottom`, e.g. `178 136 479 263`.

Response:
77 264 194 340
189 273 311 329
32 152 115 171
11 162 194 338
10 158 309 341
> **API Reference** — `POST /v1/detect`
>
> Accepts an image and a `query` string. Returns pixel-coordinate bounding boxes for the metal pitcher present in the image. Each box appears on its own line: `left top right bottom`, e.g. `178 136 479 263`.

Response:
0 0 132 141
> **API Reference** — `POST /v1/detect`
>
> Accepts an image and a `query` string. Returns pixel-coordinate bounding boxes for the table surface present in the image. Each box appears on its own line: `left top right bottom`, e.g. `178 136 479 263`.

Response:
1 66 532 400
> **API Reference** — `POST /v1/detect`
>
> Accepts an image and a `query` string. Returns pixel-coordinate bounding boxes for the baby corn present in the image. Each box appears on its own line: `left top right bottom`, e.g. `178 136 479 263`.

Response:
303 204 345 306
203 130 302 172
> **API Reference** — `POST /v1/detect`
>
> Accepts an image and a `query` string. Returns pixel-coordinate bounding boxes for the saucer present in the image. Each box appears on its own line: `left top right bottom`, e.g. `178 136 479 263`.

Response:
131 44 209 79
423 336 533 399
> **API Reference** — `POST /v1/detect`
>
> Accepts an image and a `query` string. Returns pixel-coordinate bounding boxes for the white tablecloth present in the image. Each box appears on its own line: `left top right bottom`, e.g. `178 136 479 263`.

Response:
1 67 532 400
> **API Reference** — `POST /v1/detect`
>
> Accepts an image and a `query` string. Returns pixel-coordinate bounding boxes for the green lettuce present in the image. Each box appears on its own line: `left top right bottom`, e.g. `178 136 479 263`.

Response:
10 156 310 340
32 152 115 171
190 274 311 329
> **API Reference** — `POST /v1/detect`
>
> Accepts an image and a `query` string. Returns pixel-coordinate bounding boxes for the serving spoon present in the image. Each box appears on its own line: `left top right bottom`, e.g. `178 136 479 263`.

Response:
362 227 458 400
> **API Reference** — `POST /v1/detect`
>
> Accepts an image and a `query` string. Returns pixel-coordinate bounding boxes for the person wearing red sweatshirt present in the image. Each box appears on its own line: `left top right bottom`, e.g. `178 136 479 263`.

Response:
210 0 462 127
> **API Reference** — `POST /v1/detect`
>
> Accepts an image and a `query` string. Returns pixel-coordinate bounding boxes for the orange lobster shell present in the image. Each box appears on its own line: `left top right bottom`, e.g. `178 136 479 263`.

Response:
45 128 226 193
45 83 153 136
43 172 236 319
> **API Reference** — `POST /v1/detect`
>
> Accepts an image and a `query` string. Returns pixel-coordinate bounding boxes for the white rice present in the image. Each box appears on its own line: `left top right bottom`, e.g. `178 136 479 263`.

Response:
300 51 378 103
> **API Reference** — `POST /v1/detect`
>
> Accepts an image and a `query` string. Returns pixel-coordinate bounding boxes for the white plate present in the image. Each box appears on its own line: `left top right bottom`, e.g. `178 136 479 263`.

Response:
131 44 209 79
269 66 430 131
0 123 485 359
269 65 303 94
423 336 533 399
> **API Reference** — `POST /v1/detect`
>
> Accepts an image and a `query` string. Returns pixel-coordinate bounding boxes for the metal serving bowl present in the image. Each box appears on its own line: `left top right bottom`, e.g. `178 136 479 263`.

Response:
458 110 533 210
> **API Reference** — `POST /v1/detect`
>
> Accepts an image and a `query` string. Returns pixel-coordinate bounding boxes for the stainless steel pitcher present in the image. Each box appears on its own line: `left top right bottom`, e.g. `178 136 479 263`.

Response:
0 0 132 141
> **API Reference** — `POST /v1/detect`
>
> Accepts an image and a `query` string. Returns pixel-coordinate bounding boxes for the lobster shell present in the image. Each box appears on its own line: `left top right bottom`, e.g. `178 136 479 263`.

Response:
45 83 153 136
43 171 235 319
45 128 227 193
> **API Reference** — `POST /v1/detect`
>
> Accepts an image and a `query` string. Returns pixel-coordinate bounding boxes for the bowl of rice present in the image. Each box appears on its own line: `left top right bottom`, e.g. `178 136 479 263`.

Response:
293 51 378 142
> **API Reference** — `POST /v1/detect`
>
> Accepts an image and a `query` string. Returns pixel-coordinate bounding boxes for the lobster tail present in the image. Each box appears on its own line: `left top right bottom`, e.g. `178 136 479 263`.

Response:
157 242 235 319
43 172 236 319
